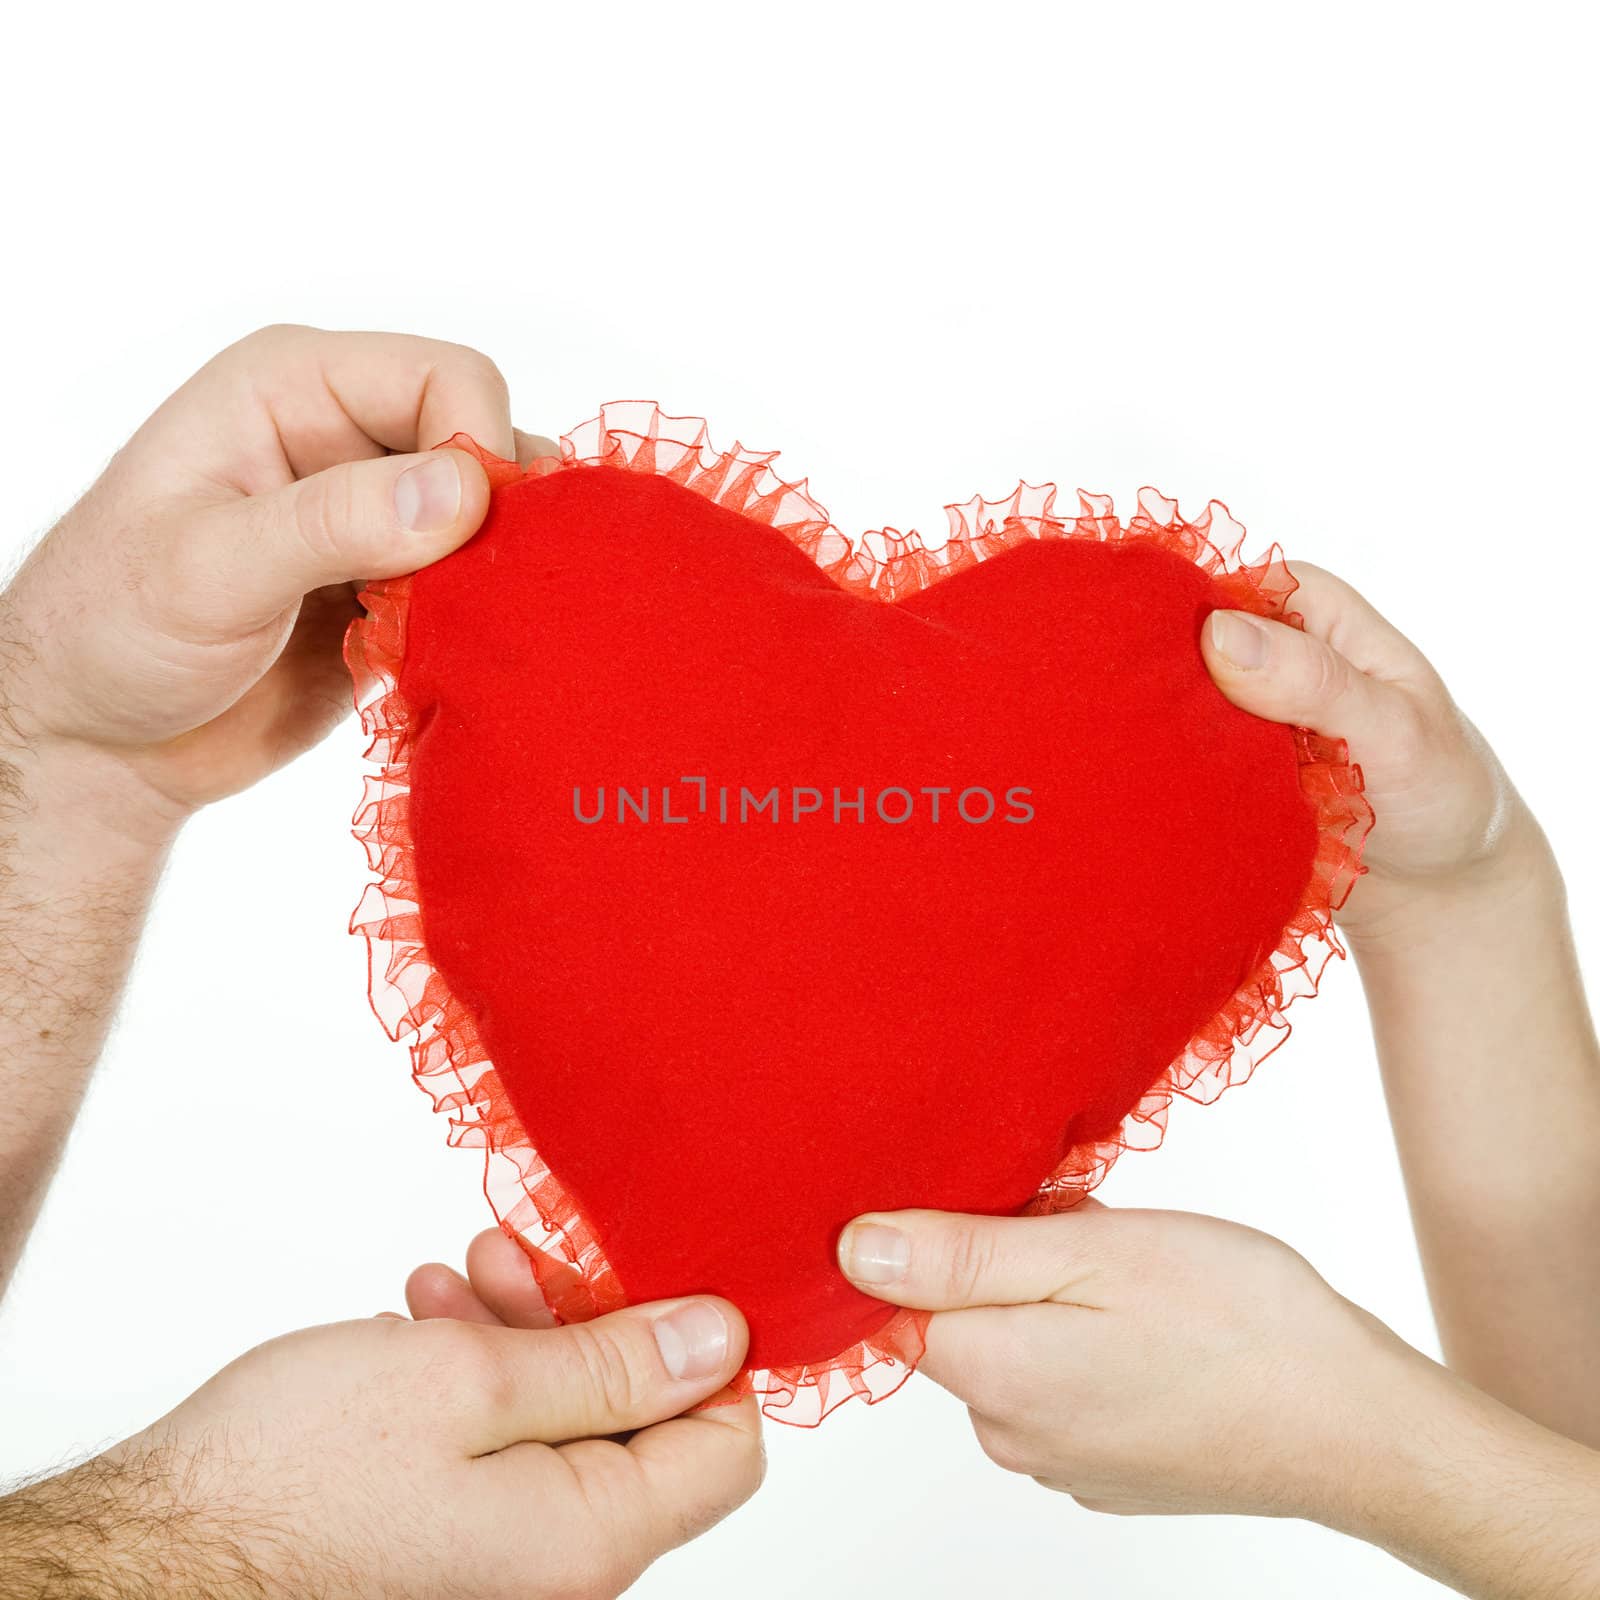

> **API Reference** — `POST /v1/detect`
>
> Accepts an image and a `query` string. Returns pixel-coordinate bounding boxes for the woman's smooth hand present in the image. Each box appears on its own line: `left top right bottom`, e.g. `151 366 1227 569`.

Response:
1202 563 1539 945
834 1201 1600 1599
835 1200 1432 1524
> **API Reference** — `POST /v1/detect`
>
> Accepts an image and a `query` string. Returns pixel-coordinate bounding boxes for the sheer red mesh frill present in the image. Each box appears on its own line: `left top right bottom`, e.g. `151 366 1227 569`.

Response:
345 401 1372 1426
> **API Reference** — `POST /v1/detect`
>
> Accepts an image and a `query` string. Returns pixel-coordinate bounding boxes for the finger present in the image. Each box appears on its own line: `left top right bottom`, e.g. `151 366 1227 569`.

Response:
161 446 490 636
468 1297 748 1452
312 330 516 461
464 1228 563 1331
169 325 519 481
1278 562 1434 683
619 1395 765 1547
837 1208 1111 1311
915 1301 1063 1403
582 1401 768 1561
514 428 563 467
487 1398 764 1594
406 1261 505 1327
1201 604 1414 751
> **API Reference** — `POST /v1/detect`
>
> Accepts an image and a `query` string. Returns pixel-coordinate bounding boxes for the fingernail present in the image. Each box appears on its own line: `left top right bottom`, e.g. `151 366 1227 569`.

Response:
652 1300 730 1381
840 1223 910 1286
394 454 462 533
1209 610 1269 669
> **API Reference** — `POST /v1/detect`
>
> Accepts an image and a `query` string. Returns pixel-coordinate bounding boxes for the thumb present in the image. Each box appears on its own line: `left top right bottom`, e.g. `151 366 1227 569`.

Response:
837 1207 1109 1311
175 447 491 635
1201 608 1393 748
470 1296 748 1451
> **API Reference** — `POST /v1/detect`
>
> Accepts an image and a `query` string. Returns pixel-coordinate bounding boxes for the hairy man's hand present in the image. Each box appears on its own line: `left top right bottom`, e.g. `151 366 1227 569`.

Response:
0 323 555 841
0 1298 763 1599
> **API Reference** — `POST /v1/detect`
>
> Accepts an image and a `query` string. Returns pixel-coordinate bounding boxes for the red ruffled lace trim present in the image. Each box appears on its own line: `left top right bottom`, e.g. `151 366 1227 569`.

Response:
346 402 1373 1427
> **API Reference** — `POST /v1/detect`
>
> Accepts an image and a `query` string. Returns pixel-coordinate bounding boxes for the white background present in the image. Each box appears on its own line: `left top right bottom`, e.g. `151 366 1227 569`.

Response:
2 3 1596 1595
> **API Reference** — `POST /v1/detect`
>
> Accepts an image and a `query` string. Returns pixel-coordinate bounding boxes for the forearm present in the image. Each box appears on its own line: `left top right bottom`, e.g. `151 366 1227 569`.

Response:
1350 811 1600 1442
1334 1343 1600 1600
0 1442 277 1599
0 724 173 1295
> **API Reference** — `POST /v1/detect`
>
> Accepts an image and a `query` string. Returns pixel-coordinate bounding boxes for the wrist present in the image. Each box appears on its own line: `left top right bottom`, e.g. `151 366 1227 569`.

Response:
0 719 189 865
1312 1337 1471 1546
0 617 194 857
1329 1355 1600 1599
1274 1305 1438 1535
1341 802 1559 965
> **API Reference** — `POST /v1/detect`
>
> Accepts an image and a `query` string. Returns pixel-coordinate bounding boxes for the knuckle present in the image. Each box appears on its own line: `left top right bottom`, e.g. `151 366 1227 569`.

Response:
142 514 218 638
1210 1227 1283 1292
464 347 511 397
1301 639 1352 710
425 1320 516 1409
1282 558 1341 604
222 323 310 368
943 1223 998 1305
288 470 355 570
568 1322 651 1419
433 339 510 399
245 321 305 347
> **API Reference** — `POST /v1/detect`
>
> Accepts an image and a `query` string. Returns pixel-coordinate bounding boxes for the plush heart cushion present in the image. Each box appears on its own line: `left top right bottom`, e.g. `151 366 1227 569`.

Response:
348 405 1369 1423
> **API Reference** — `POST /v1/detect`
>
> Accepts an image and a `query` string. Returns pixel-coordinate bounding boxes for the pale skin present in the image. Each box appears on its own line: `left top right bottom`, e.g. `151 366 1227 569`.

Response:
1204 565 1600 1445
3 324 1597 1594
826 584 1600 1595
0 326 763 1598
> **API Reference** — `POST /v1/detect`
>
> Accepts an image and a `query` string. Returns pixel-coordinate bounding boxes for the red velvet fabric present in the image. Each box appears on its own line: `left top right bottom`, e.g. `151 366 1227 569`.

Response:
347 405 1370 1422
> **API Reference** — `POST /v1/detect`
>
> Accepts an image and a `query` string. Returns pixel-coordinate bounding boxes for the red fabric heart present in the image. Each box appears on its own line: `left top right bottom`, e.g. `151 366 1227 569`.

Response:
347 404 1371 1424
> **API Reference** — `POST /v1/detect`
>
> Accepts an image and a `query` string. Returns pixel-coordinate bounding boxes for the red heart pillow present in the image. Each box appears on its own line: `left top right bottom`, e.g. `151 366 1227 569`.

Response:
347 403 1370 1425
